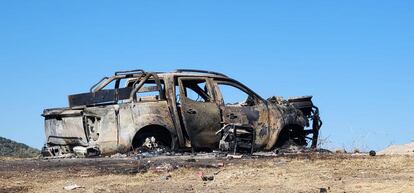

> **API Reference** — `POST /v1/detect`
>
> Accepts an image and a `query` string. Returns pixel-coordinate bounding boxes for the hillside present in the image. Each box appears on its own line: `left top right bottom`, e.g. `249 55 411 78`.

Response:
378 141 414 155
0 137 39 158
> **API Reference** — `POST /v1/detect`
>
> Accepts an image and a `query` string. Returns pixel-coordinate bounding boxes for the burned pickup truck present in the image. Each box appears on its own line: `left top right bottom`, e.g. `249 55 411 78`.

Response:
42 69 322 157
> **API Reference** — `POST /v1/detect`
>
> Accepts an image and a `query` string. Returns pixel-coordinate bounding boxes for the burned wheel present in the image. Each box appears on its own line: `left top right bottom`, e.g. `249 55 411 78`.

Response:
131 125 174 152
275 125 308 148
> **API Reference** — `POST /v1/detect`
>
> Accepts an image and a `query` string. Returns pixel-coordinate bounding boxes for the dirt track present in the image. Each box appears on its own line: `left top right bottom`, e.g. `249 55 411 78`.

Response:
1 153 414 193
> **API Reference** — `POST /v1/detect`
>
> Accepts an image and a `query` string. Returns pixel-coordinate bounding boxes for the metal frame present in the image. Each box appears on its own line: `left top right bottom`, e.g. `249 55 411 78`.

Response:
114 69 145 76
175 69 228 77
69 70 165 107
129 72 165 101
178 77 216 103
90 70 146 93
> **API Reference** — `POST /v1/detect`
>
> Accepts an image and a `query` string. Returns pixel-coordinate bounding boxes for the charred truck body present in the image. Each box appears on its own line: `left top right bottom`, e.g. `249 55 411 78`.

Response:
42 69 322 157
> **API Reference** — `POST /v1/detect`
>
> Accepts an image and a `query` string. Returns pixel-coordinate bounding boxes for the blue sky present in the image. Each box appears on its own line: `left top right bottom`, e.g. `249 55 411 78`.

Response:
0 1 413 151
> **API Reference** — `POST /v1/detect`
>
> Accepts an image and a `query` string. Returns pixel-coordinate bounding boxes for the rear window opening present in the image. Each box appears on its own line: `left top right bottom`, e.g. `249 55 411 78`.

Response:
69 74 165 107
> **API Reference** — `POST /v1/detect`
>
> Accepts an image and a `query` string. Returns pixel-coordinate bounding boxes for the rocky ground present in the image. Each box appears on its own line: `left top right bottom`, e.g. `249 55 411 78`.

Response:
1 153 414 193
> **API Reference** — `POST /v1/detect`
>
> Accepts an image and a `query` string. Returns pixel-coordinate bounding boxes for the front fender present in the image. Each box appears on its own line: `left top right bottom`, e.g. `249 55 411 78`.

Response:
265 105 308 150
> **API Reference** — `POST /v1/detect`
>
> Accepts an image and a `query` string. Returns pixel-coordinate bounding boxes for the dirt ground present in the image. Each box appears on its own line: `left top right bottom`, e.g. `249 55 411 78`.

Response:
1 153 414 193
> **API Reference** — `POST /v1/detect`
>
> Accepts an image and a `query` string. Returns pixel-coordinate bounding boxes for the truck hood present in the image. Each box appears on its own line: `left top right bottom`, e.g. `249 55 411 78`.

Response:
267 96 314 117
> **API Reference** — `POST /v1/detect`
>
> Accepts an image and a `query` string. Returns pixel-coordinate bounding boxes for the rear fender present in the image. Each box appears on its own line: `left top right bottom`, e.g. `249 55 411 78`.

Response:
118 113 175 151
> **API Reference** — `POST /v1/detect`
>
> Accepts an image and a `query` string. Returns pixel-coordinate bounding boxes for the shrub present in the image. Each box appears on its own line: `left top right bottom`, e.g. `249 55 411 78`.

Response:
0 137 40 158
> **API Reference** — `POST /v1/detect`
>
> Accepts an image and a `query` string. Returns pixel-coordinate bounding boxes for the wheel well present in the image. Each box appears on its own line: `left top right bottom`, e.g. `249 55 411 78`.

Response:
275 124 307 147
131 125 172 149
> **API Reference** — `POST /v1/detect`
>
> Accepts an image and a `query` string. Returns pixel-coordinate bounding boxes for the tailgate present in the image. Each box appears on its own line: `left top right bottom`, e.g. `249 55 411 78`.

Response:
43 108 88 146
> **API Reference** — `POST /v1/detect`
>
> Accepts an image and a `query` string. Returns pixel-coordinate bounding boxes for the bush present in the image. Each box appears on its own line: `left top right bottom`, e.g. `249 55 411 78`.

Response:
0 137 40 158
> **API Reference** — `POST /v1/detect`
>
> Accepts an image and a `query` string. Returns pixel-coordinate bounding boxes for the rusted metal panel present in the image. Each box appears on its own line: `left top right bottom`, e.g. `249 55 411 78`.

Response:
179 97 222 149
164 76 186 147
45 116 87 146
178 77 221 149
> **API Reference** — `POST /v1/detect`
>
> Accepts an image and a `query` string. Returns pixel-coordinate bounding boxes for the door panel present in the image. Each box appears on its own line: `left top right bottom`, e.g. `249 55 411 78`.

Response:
214 81 269 147
222 106 259 126
178 78 221 149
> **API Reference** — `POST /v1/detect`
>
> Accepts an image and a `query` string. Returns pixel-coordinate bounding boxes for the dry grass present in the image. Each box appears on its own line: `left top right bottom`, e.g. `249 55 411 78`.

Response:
1 154 414 193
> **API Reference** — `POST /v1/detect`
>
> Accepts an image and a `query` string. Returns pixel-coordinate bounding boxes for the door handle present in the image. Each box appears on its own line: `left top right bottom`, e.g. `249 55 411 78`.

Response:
187 109 197 114
228 113 238 119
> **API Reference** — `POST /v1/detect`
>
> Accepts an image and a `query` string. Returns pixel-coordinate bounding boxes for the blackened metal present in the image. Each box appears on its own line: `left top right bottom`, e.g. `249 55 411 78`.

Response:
90 77 109 93
68 87 133 107
217 124 255 154
288 96 314 116
311 105 322 148
47 136 87 146
129 73 151 99
115 69 145 76
176 69 228 77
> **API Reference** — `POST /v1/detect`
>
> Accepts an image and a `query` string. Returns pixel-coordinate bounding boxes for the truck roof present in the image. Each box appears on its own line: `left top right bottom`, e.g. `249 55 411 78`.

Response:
115 69 230 79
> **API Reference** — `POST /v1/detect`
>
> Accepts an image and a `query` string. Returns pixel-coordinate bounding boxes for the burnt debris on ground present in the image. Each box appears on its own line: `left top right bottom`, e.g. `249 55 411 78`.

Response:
2 150 340 179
